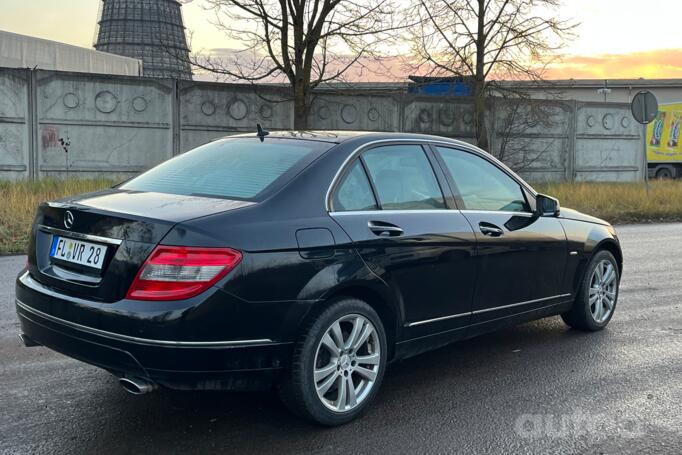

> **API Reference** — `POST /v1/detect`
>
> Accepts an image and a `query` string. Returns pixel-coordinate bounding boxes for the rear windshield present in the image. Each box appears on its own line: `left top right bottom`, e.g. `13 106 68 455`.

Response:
120 138 331 200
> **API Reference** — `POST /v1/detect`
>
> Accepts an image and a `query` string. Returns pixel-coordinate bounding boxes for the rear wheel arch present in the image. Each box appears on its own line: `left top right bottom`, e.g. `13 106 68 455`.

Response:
308 285 399 362
278 296 389 425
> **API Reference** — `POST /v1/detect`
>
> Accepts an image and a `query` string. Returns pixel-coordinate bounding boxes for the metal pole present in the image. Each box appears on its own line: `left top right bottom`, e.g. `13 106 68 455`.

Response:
640 100 650 195
643 122 650 195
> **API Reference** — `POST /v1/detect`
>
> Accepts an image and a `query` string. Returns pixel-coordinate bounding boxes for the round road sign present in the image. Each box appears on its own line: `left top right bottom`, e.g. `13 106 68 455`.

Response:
631 91 658 125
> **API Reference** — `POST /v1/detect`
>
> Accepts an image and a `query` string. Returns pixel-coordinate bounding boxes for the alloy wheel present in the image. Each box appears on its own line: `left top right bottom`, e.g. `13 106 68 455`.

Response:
313 314 381 413
589 259 617 324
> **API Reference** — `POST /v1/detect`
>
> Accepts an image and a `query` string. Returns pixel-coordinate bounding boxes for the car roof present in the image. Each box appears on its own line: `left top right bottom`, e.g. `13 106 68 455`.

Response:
227 130 475 147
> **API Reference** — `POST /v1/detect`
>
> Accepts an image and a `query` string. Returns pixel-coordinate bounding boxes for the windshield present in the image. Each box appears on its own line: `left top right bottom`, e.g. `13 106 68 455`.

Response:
121 138 332 200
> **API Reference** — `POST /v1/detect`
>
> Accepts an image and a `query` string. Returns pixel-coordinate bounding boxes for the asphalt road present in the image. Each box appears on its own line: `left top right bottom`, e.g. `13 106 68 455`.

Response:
1 223 681 454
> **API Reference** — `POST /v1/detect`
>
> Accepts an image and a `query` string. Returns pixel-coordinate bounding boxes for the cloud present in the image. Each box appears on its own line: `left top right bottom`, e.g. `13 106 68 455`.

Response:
193 48 682 83
545 49 682 79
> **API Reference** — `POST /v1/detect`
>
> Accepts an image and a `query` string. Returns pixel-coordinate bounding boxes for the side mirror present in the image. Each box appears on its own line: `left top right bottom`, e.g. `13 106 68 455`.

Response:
536 194 560 217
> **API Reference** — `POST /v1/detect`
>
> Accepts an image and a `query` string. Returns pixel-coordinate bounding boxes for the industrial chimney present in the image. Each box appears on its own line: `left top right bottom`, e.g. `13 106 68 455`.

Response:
94 0 192 79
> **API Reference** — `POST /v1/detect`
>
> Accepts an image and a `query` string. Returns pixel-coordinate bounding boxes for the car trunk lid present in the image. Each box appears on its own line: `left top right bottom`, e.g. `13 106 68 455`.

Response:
28 189 254 302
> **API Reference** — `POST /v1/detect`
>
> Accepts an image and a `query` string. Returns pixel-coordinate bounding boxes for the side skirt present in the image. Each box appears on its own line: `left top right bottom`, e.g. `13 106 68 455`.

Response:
393 300 574 361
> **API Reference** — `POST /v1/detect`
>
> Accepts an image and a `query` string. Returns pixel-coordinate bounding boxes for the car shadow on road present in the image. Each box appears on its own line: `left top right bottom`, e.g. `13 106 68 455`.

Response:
48 316 613 454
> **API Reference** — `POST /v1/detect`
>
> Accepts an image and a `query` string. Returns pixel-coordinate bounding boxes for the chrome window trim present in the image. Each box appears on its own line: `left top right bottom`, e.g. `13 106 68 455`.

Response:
329 209 535 217
39 225 123 246
330 209 454 217
459 209 535 217
16 299 274 347
325 138 538 213
405 294 571 327
325 139 486 212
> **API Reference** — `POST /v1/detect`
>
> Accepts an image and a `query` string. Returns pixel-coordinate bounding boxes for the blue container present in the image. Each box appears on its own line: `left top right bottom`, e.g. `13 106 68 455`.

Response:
407 80 473 97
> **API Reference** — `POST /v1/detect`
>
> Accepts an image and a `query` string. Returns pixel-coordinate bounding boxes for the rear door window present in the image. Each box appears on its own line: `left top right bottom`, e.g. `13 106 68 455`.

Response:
121 138 331 200
361 145 446 210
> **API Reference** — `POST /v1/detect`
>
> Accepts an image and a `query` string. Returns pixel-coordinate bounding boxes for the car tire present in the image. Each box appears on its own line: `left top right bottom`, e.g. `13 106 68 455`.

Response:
655 167 674 179
278 297 387 426
561 250 620 331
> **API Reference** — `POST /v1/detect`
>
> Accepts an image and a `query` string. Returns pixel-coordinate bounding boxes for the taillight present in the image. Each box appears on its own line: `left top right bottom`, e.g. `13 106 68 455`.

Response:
126 246 242 301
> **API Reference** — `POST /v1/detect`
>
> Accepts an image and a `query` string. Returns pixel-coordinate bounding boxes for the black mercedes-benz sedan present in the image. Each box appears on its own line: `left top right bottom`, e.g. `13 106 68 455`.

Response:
16 131 622 426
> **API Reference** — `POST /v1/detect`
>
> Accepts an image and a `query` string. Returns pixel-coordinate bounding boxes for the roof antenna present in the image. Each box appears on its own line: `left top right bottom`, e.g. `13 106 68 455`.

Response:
256 123 270 142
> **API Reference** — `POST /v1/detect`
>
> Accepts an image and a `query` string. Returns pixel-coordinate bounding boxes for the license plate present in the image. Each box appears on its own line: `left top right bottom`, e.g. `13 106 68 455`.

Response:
50 236 107 270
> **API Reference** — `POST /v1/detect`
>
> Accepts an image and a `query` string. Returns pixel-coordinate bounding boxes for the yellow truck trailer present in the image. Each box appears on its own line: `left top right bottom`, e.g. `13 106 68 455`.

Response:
647 102 682 178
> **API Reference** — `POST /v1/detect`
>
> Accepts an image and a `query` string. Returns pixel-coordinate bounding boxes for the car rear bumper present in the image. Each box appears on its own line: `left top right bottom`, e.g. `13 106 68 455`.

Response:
15 280 294 391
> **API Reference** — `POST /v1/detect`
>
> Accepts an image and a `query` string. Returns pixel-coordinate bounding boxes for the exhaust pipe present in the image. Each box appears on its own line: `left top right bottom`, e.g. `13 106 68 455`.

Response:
119 377 157 395
19 334 41 347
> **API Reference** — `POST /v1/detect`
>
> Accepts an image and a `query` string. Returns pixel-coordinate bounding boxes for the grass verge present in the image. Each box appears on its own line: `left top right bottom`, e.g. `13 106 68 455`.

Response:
1 179 681 255
0 179 115 255
534 181 682 225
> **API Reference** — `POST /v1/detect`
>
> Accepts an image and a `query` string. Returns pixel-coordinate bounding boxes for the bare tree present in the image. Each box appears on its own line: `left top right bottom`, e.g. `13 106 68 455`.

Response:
193 0 402 129
410 0 576 150
494 94 560 172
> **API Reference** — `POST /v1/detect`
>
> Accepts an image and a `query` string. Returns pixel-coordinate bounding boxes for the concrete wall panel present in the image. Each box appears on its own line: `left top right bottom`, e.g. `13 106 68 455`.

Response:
307 93 400 132
38 124 172 177
494 100 570 136
402 98 476 138
574 138 641 181
0 67 649 183
491 99 572 182
574 103 642 182
502 137 568 183
575 103 640 136
179 82 292 152
35 71 173 177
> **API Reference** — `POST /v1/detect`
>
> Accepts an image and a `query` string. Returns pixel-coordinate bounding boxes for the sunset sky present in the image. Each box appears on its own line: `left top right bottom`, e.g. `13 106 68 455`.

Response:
1 0 681 80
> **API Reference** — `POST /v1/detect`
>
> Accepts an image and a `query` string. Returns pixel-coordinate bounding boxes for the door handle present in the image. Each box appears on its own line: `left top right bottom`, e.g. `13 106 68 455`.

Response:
479 222 504 237
368 221 404 237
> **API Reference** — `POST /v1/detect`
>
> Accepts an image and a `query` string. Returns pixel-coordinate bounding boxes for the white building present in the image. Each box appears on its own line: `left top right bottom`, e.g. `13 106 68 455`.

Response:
0 30 142 76
334 79 682 105
510 79 682 104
